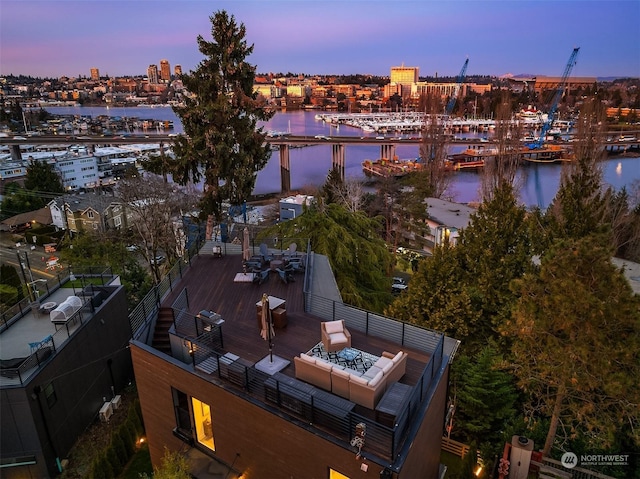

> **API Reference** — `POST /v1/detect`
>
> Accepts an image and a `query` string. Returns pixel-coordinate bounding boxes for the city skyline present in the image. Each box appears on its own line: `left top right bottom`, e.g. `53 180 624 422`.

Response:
1 1 639 79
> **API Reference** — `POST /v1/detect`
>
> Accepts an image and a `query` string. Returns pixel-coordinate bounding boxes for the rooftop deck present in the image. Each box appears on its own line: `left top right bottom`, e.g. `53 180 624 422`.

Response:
161 251 431 388
130 242 456 468
0 273 118 386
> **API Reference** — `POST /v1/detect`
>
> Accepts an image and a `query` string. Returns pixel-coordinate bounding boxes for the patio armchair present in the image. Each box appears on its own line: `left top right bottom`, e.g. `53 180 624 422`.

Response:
286 260 304 273
276 268 294 284
283 242 298 260
244 258 262 270
259 243 273 264
253 269 270 285
321 320 351 352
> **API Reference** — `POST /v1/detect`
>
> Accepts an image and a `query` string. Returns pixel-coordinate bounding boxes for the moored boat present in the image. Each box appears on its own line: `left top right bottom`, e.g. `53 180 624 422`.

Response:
445 147 494 170
362 157 425 178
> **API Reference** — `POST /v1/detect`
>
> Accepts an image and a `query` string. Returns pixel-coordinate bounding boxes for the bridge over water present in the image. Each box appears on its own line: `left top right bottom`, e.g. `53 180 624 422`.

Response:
1 132 639 193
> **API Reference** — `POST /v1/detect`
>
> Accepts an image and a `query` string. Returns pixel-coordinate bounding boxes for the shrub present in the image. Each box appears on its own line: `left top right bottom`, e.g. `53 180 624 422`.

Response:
106 445 122 476
119 421 135 456
112 432 130 468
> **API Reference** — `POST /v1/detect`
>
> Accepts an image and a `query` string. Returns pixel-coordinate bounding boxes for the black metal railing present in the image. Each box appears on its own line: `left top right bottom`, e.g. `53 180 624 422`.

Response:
302 292 444 356
0 298 95 385
129 235 204 342
0 266 112 333
129 257 190 341
173 312 445 465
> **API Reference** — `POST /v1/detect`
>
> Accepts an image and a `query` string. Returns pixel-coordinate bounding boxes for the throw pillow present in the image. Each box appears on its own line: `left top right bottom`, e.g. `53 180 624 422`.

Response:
392 351 404 363
362 365 382 380
299 353 315 363
374 357 392 369
382 361 394 374
324 321 343 334
315 359 333 370
368 370 384 387
350 375 368 385
330 332 348 344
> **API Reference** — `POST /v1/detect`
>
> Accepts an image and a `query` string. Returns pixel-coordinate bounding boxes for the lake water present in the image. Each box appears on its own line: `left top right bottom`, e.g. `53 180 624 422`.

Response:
45 106 640 208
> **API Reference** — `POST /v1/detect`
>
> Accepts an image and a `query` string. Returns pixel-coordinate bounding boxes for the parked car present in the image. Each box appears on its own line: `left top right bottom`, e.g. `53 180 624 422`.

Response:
392 277 408 294
125 245 138 252
150 255 166 265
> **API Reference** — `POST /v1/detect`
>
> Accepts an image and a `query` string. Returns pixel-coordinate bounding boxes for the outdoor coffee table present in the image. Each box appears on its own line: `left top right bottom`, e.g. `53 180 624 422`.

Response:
336 347 362 367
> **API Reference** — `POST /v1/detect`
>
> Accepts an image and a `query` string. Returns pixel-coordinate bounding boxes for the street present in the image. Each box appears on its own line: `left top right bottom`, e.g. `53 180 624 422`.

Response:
0 232 61 299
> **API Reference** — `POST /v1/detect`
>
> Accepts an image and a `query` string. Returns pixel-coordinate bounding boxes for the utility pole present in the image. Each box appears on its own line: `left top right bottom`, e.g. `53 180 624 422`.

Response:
16 251 36 302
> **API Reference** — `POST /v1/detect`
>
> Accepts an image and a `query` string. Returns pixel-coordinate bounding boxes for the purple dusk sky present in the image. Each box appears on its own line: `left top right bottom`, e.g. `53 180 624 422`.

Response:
1 1 639 79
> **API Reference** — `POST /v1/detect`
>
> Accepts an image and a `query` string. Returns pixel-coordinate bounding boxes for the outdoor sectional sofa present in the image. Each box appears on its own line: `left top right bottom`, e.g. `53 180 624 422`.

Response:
293 349 408 409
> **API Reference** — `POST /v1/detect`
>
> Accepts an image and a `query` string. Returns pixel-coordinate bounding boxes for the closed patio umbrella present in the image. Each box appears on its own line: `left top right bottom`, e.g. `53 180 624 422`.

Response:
206 214 214 241
243 227 251 262
260 293 276 361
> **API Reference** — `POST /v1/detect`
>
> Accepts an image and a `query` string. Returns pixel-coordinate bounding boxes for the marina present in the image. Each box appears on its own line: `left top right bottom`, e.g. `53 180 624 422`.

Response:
315 111 574 136
6 107 639 209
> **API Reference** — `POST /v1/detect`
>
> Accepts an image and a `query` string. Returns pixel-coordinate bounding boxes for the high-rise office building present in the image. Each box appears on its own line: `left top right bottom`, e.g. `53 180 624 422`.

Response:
147 64 159 84
160 59 171 82
390 65 419 85
90 68 100 81
174 64 182 76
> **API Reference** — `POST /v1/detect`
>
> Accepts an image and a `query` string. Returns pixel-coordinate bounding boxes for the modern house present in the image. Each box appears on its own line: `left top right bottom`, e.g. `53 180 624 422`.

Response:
423 198 476 252
130 240 459 478
279 194 314 221
0 271 133 478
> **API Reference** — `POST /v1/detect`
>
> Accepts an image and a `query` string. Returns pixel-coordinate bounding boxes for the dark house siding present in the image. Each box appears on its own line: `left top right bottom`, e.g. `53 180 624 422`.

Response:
1 286 133 479
131 342 446 479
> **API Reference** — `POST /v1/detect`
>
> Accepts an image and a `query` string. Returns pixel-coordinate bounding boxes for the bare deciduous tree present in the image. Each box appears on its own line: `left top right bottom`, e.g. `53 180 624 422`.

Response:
480 91 523 201
117 174 199 283
329 177 366 213
418 93 452 199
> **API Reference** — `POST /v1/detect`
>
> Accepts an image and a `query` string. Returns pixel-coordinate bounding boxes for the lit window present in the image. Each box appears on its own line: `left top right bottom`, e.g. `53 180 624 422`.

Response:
329 469 350 479
192 397 215 451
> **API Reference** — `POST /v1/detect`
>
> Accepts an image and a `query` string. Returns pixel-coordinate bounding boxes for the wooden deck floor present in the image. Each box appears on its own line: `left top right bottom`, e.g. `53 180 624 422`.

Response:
161 253 430 388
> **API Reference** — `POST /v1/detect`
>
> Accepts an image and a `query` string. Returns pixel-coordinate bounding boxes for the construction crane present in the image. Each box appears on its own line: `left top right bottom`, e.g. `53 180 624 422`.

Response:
527 47 580 149
446 58 469 116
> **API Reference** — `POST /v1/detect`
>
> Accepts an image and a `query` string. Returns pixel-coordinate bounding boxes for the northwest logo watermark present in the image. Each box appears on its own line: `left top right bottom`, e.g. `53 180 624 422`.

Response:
561 451 629 469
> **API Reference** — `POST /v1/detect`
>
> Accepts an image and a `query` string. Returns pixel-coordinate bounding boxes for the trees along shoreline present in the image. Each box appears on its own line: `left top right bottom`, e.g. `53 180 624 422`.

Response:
386 96 640 473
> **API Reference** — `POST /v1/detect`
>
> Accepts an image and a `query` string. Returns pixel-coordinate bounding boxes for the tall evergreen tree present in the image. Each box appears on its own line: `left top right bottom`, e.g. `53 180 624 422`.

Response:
24 158 64 196
543 96 609 244
387 182 533 354
451 345 518 460
386 244 482 347
458 182 534 342
171 10 274 221
503 235 640 456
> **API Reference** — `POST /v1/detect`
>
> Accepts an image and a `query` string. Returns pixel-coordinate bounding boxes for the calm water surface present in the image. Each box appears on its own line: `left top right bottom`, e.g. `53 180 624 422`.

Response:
46 106 640 208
